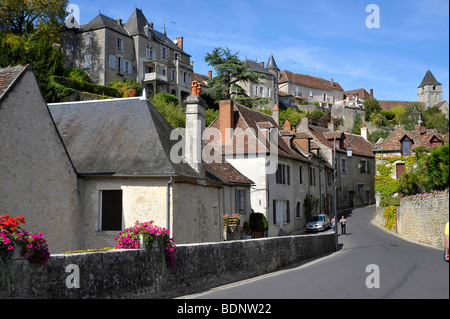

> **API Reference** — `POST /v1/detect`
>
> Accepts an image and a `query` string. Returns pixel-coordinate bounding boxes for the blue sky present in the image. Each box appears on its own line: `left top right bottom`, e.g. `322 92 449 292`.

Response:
69 0 449 102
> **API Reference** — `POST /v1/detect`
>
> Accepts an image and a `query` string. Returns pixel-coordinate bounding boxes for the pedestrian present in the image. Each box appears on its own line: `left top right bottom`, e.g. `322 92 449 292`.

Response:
444 221 449 263
339 216 347 235
331 217 335 232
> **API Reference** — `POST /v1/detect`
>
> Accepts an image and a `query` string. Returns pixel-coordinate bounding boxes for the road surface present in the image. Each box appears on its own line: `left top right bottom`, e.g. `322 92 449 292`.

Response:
179 205 449 299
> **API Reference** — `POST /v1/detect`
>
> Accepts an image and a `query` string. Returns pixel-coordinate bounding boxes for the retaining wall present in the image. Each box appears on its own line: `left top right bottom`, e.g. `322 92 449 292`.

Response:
1 232 335 299
397 192 449 248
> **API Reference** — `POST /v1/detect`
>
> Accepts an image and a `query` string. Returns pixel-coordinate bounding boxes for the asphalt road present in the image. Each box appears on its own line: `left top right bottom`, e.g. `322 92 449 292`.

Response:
179 205 449 299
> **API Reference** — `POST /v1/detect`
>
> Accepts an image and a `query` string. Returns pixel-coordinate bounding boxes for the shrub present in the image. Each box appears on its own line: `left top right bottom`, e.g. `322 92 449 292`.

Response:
249 212 269 233
63 67 91 83
109 79 142 97
51 76 121 98
383 206 397 231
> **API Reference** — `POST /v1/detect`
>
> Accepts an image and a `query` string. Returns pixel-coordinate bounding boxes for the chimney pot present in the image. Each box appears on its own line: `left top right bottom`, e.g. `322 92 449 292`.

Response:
208 70 212 79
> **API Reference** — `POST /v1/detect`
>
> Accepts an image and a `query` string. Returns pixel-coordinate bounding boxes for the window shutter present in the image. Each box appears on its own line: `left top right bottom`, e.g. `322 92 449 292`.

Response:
286 200 290 223
273 200 277 224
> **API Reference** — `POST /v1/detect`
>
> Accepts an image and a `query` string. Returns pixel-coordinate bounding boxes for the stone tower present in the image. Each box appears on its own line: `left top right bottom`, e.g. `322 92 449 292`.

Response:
266 53 280 107
417 68 443 109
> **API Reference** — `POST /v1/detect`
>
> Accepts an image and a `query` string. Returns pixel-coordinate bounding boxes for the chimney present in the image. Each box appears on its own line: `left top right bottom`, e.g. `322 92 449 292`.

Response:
184 88 207 176
370 89 373 98
259 62 265 68
272 104 279 125
361 124 369 141
208 70 212 79
328 117 335 132
176 37 184 50
116 19 122 25
297 117 309 132
149 22 154 29
219 100 234 143
331 77 334 86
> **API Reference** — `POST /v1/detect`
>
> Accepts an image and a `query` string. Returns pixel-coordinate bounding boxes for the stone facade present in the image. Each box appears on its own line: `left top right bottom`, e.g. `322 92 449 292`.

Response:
397 192 449 248
1 232 335 299
62 8 193 101
0 66 82 253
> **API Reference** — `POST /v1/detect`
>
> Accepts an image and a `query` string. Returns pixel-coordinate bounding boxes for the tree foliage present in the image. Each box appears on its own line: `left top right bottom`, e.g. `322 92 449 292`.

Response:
204 47 264 101
0 0 68 41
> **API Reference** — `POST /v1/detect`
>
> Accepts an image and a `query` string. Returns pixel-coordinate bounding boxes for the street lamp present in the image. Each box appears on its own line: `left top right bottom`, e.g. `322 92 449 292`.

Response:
333 132 353 251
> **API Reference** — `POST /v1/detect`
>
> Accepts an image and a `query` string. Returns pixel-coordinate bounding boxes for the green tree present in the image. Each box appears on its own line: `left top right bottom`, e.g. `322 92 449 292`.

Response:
426 144 449 191
150 93 185 128
422 106 449 132
279 108 305 127
0 0 68 41
363 98 382 121
204 47 264 101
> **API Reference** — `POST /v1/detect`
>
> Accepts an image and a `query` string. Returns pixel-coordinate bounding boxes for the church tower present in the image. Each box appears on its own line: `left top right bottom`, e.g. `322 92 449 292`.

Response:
417 68 443 109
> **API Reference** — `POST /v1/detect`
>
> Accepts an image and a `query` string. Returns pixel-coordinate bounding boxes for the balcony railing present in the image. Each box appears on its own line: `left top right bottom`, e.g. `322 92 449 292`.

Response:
144 72 168 83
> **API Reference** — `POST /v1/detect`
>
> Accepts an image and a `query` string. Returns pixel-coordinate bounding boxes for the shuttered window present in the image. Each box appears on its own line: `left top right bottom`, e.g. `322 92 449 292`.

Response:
101 190 123 231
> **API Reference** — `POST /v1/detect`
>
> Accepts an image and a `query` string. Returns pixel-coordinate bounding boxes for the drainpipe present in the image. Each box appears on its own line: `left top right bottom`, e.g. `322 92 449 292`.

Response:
167 176 173 238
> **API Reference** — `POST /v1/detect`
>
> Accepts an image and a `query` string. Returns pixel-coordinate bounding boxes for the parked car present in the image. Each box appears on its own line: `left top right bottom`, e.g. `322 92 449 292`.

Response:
306 214 331 232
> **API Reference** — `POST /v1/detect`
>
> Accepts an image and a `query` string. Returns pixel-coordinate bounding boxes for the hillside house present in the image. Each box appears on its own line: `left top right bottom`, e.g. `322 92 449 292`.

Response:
373 123 448 181
278 70 344 109
62 8 193 101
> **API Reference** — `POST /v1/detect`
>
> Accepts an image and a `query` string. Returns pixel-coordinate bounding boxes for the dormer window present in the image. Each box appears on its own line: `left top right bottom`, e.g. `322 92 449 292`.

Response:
401 140 411 156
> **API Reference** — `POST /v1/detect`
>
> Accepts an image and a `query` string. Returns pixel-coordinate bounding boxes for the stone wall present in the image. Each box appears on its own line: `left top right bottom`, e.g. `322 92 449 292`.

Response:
397 192 449 248
1 232 335 299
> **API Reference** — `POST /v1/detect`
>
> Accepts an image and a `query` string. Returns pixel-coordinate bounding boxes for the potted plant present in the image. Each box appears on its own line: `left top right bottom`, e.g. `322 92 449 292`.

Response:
242 221 252 239
249 212 268 238
223 213 240 232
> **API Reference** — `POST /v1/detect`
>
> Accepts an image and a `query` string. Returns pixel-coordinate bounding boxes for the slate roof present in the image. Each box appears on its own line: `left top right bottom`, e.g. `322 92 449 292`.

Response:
280 70 344 92
80 14 129 36
0 65 28 102
418 69 441 88
48 97 201 177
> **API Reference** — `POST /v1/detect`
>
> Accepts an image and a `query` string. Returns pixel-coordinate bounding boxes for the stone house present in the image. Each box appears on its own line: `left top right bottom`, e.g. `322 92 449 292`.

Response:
1 65 253 253
0 65 82 254
48 93 253 249
205 100 334 236
373 123 447 181
296 118 376 210
61 8 193 101
278 70 344 109
237 54 281 110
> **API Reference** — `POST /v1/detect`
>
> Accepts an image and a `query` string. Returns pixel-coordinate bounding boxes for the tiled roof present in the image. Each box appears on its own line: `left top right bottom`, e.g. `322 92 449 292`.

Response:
280 70 344 92
374 125 445 152
303 125 375 158
378 100 425 111
0 65 28 102
207 101 310 163
343 88 372 100
207 160 254 185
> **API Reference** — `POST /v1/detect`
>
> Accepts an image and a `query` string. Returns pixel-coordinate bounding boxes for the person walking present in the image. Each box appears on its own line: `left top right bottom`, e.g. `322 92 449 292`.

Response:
339 216 347 235
445 221 449 262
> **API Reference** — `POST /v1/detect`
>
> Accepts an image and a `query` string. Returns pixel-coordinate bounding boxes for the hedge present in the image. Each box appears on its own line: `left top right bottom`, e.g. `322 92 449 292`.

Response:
51 76 121 98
